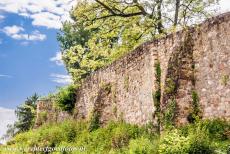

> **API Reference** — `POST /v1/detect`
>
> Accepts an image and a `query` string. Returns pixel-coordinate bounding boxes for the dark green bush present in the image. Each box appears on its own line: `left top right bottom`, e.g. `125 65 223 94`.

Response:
203 118 230 140
55 85 77 113
88 112 100 132
180 119 230 141
188 128 215 154
163 99 177 128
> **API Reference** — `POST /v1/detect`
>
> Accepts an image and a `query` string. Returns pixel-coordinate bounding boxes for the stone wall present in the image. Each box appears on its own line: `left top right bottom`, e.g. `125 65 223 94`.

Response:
75 43 157 125
36 12 230 127
35 99 71 127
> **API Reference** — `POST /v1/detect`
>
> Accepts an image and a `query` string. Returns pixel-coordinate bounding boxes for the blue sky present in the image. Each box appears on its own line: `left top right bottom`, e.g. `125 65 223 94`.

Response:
0 13 69 109
0 0 229 143
0 1 76 109
0 0 76 142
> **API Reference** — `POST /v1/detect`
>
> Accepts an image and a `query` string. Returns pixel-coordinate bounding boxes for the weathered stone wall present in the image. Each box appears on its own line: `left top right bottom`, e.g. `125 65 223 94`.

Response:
36 12 230 127
194 14 230 119
75 43 158 125
35 99 71 127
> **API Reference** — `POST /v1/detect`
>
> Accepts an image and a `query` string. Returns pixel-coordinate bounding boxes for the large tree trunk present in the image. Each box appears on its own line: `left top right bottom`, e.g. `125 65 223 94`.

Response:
174 0 181 26
156 0 164 34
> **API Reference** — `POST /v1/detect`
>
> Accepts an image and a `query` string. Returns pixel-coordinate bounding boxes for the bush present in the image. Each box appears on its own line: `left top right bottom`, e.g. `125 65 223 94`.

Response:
159 125 216 154
5 121 156 154
3 119 229 154
187 127 215 154
202 119 230 140
129 137 159 154
88 112 100 132
180 119 230 141
159 129 190 154
55 85 77 113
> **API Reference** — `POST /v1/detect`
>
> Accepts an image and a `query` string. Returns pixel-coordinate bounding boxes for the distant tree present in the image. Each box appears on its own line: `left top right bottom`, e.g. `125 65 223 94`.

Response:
14 93 38 132
1 124 17 141
2 93 39 140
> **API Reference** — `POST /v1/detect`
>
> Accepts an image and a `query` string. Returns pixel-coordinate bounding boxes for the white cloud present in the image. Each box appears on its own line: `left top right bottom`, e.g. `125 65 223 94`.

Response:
31 12 62 29
0 0 77 29
0 107 16 144
50 52 64 66
0 15 4 20
0 74 12 78
50 73 73 84
2 25 24 35
2 25 46 41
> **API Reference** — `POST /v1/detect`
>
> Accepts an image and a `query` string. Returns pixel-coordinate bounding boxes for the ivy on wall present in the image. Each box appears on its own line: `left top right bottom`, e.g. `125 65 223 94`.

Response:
153 61 161 132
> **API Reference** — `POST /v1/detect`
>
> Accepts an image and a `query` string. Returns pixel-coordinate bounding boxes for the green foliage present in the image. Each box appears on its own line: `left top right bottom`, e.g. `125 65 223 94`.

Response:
187 91 201 123
3 119 229 154
39 111 48 122
199 119 230 140
58 0 219 83
55 85 77 113
88 112 100 132
15 93 39 132
165 78 176 94
112 105 117 117
111 126 131 149
159 129 190 154
159 123 217 154
155 62 161 84
187 128 215 154
163 99 177 128
4 121 152 154
2 93 39 141
221 74 229 86
100 82 112 93
128 137 159 154
153 61 161 132
124 76 129 92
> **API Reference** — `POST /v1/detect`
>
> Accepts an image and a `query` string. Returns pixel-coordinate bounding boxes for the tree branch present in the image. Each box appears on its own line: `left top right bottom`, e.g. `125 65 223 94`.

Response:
95 0 146 19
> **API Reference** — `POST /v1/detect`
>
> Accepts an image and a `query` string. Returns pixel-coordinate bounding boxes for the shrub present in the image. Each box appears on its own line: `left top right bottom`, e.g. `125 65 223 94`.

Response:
4 119 229 154
111 126 131 149
163 99 177 128
187 91 201 123
202 119 230 140
187 126 215 154
88 112 100 132
159 125 215 154
181 119 230 141
55 85 77 113
159 129 190 154
129 137 159 154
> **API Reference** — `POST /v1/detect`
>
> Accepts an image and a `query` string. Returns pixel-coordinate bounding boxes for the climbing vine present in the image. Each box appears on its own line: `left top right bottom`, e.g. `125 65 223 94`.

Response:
163 99 177 128
88 82 112 131
187 91 201 123
124 76 129 92
153 61 161 132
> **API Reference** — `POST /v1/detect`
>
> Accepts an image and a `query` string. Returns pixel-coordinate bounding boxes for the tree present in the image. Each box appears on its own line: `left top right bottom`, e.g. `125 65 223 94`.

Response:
1 124 17 142
14 93 39 132
58 0 219 83
3 93 39 140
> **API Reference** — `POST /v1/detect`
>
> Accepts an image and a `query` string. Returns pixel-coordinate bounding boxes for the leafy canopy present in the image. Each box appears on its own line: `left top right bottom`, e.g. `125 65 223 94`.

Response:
58 0 219 83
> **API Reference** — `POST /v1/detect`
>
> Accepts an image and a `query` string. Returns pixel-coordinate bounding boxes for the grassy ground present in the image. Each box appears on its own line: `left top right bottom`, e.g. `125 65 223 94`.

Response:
0 119 229 154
